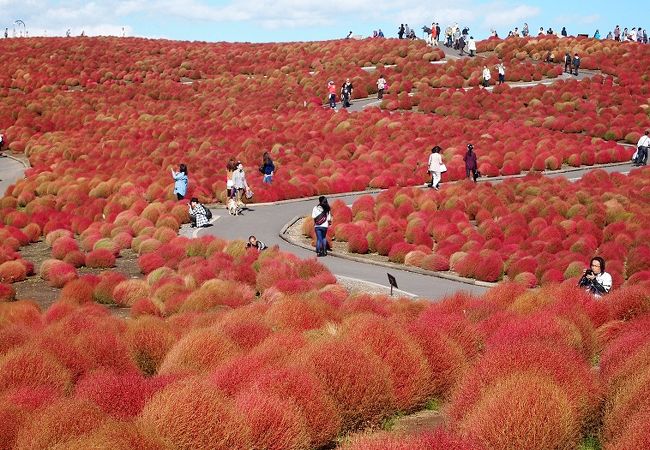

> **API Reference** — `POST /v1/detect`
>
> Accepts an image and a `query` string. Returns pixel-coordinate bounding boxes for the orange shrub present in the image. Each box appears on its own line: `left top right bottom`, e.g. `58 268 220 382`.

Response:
138 380 251 450
295 337 395 431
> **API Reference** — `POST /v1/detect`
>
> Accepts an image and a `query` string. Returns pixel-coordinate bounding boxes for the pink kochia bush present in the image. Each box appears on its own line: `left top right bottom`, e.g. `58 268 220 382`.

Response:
322 169 650 287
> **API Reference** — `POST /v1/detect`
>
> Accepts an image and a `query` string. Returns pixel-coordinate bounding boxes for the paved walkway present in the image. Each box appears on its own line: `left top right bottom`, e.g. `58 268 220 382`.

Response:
0 156 26 197
189 160 634 299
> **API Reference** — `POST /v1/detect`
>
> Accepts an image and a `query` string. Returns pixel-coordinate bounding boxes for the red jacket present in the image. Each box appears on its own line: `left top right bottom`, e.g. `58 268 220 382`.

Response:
464 151 477 170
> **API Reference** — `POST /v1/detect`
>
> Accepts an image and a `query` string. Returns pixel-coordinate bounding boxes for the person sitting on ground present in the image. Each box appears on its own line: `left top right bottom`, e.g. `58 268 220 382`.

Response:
246 235 267 251
578 256 612 297
188 198 210 228
634 130 650 166
171 163 188 200
463 144 479 181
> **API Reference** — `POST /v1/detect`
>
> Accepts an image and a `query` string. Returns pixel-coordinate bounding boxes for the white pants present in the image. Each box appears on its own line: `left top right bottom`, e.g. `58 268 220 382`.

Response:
431 171 441 187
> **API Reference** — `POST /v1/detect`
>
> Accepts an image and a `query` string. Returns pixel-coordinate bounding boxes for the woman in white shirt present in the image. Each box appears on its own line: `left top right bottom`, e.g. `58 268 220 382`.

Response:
578 256 612 298
427 146 444 190
311 196 332 256
482 66 491 87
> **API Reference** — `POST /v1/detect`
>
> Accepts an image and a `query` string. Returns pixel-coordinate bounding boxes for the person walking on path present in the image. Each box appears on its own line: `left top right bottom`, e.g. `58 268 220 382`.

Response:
614 25 620 41
171 163 188 200
463 144 479 181
634 130 650 166
404 24 410 38
376 75 387 99
436 23 441 43
572 53 581 76
398 24 405 39
0 132 6 157
188 197 210 228
327 81 337 108
427 146 444 190
594 29 600 39
430 23 438 46
481 66 491 87
312 196 332 257
232 162 249 208
467 36 476 56
561 26 568 37
341 78 353 108
496 63 505 84
564 52 572 74
522 22 529 37
260 151 275 183
226 158 237 199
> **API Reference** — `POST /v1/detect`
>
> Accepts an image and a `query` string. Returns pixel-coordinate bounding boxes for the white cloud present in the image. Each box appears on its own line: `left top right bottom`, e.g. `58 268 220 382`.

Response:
483 4 540 28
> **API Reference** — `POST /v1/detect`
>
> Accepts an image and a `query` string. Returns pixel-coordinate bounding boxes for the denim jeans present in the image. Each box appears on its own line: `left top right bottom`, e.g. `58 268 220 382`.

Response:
315 226 328 253
329 94 336 108
263 174 273 184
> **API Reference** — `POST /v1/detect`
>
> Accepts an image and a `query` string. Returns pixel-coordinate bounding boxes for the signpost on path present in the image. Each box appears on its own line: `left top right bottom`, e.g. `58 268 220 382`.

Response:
387 273 398 296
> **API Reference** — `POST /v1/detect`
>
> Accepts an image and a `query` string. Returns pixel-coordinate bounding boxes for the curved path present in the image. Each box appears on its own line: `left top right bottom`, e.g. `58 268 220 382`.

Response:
190 160 634 299
0 156 26 197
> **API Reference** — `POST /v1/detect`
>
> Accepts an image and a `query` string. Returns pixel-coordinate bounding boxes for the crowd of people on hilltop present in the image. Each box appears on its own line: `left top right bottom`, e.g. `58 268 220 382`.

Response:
497 23 648 43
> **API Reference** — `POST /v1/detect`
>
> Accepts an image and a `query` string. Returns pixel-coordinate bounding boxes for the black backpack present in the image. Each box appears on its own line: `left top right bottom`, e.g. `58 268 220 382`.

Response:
202 204 212 220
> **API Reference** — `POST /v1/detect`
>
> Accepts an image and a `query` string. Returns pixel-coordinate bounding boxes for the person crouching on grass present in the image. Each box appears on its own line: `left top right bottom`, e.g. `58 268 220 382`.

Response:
188 198 209 228
246 235 267 251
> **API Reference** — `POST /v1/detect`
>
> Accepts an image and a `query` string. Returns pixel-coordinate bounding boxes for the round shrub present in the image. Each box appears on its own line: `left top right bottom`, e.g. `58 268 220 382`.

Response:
0 260 27 283
85 248 116 268
158 328 240 375
14 397 108 450
456 372 580 450
139 380 251 450
295 337 395 431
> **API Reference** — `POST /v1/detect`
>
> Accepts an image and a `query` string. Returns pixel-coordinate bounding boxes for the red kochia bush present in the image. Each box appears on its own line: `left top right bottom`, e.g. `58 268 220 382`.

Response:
85 248 116 268
158 327 240 375
449 342 600 428
14 397 108 450
0 260 28 283
252 366 340 448
343 314 431 411
74 369 160 419
0 346 72 396
455 372 580 450
139 380 251 450
344 428 481 450
296 337 395 431
234 388 310 450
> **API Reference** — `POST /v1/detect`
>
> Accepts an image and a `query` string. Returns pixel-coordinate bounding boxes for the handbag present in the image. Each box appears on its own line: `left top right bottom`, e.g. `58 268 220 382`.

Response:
440 164 447 173
245 188 254 199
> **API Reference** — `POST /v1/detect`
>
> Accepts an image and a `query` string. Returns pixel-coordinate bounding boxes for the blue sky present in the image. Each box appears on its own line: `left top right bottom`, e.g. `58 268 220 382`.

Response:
1 0 643 42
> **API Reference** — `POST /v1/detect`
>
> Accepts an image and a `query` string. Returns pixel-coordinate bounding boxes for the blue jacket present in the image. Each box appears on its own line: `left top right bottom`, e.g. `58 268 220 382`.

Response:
173 171 188 196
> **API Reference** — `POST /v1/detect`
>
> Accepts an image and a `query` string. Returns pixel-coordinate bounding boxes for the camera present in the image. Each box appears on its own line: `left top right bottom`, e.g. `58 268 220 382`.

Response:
585 269 594 276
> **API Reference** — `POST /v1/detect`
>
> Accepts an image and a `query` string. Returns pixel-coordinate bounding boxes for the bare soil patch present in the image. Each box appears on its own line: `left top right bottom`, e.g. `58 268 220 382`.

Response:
15 240 141 316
